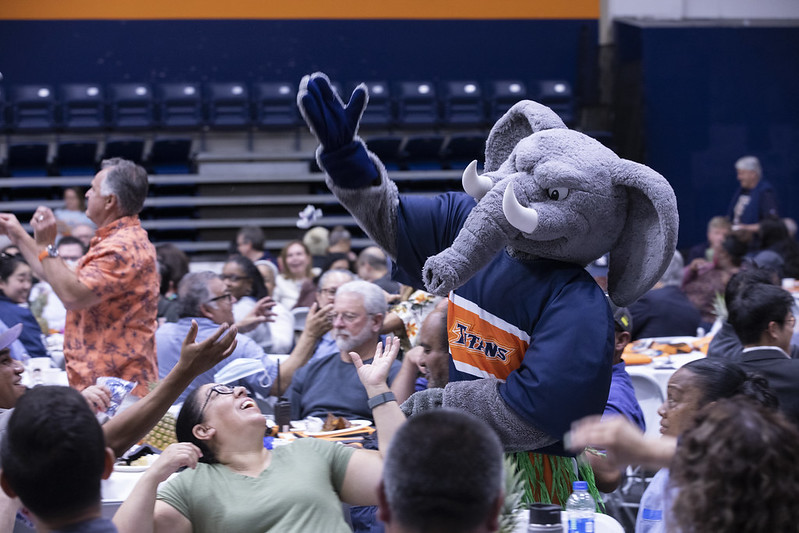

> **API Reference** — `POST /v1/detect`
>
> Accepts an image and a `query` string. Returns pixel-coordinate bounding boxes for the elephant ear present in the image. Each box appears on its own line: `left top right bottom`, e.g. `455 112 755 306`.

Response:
608 159 679 307
484 100 567 172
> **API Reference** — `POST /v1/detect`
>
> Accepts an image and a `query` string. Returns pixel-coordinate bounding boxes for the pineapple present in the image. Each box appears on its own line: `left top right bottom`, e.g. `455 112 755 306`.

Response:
498 455 527 533
142 412 177 450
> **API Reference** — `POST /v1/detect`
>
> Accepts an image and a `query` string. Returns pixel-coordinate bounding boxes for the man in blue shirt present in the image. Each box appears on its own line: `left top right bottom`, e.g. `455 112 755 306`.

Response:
157 272 285 404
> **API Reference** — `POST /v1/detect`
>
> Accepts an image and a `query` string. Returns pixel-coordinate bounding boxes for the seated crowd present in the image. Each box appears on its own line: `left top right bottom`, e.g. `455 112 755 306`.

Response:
0 154 797 533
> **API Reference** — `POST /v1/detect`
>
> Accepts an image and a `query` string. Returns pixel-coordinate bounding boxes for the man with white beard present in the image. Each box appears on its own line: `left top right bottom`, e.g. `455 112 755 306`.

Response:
288 280 402 421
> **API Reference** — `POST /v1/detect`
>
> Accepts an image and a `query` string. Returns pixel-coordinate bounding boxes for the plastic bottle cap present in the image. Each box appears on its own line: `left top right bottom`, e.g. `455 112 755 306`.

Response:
573 480 588 491
529 503 561 525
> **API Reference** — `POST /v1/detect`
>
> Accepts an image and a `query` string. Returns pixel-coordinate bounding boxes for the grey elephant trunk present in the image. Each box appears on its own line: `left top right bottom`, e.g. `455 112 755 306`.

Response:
422 193 509 296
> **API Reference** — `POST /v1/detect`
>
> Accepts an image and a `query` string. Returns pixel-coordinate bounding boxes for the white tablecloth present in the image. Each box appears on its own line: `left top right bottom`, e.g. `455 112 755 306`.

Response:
624 338 706 437
625 351 705 399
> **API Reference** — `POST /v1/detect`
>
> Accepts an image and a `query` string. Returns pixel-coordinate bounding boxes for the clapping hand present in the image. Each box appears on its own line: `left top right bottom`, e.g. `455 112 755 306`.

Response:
30 207 58 248
351 335 400 397
304 301 334 338
176 320 237 377
237 296 277 332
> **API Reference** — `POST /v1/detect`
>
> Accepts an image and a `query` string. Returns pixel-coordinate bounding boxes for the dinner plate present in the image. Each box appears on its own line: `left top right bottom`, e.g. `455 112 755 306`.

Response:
113 464 149 473
303 419 372 437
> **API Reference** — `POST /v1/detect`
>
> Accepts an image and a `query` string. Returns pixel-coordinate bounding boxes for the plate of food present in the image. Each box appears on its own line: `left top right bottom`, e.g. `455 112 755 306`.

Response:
303 415 373 437
114 453 159 472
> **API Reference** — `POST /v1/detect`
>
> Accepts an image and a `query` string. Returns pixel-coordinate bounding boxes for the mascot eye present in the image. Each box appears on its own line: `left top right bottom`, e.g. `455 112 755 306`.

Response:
547 188 570 201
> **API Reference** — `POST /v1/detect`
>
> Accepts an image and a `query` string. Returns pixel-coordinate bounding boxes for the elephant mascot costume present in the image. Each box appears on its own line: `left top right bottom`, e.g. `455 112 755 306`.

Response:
298 72 679 502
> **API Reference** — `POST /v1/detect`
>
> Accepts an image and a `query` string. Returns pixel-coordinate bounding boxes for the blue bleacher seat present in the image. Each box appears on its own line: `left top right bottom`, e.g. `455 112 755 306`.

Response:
396 81 439 128
7 143 51 177
158 83 203 130
56 141 99 175
364 136 403 170
59 83 105 131
400 135 445 170
9 84 56 132
355 81 394 129
253 82 299 129
488 80 527 121
147 137 194 174
442 81 485 128
535 80 575 126
207 82 251 129
103 138 146 164
0 87 5 132
442 134 486 169
108 83 154 131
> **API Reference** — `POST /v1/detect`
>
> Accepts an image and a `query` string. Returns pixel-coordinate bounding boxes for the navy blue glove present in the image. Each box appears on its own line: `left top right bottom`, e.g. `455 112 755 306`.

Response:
298 72 368 152
298 72 378 188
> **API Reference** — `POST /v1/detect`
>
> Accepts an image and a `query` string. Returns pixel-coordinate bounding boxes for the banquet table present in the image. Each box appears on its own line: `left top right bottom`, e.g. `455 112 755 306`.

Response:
622 336 707 437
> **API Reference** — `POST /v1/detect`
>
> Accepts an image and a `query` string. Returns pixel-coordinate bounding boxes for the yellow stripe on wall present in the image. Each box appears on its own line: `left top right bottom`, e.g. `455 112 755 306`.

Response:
0 0 599 20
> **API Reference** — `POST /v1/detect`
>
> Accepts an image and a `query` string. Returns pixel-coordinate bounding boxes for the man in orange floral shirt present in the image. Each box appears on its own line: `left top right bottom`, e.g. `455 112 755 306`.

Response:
0 158 158 397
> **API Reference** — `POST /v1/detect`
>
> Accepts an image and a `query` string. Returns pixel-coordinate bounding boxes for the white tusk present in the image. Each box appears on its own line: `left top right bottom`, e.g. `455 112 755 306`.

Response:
461 160 494 201
502 183 539 234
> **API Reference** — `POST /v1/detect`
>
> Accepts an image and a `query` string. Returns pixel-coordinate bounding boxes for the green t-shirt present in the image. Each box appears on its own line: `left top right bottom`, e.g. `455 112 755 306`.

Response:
157 438 355 532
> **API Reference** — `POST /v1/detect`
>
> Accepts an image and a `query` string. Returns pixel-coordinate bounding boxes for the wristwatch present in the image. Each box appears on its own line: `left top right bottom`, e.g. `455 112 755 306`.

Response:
38 244 59 262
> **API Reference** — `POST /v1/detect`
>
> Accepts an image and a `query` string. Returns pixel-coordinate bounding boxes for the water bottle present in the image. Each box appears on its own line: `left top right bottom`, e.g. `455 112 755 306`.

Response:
566 480 595 533
528 502 562 532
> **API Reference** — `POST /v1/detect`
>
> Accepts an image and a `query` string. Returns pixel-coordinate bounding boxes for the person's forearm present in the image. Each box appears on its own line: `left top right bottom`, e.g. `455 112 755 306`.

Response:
103 360 195 457
112 472 160 533
638 436 677 470
0 491 20 533
390 356 420 404
270 329 318 396
365 383 406 457
40 257 100 310
7 229 47 280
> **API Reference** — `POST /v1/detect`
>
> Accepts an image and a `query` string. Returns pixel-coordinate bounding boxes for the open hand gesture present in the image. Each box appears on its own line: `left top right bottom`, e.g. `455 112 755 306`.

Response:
351 335 400 397
177 320 237 377
297 72 368 151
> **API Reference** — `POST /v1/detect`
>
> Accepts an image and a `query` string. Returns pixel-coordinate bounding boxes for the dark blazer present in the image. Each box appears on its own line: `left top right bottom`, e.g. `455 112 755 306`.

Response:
736 347 799 425
628 286 701 340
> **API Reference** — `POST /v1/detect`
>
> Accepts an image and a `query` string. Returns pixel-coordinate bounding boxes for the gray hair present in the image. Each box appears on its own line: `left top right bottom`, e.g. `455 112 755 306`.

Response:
236 226 265 250
328 226 351 247
660 251 685 287
382 409 504 531
335 279 387 315
735 156 762 177
357 246 389 272
177 271 217 318
100 158 149 216
318 268 356 288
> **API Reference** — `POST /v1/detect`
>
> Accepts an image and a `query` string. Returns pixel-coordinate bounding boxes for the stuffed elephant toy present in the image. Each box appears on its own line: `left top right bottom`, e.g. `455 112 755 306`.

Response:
298 73 679 452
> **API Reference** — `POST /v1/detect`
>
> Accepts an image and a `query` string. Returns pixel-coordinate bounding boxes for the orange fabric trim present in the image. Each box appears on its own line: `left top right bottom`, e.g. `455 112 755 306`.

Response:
0 0 599 20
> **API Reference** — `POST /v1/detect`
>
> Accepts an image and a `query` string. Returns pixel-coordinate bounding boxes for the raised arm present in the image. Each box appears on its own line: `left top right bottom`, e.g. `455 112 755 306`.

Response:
566 415 677 471
339 336 407 505
270 302 332 396
0 209 99 309
103 321 237 456
297 73 400 257
390 345 423 404
113 443 199 533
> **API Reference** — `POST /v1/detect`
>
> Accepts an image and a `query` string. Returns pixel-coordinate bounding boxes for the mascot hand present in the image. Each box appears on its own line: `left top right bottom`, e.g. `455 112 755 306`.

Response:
298 72 368 152
399 387 444 417
298 72 378 189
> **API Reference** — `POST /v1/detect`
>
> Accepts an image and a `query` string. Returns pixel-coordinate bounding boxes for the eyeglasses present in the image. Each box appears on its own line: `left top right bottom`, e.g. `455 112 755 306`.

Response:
318 288 337 297
198 384 235 420
332 312 370 324
206 293 233 305
220 274 249 282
